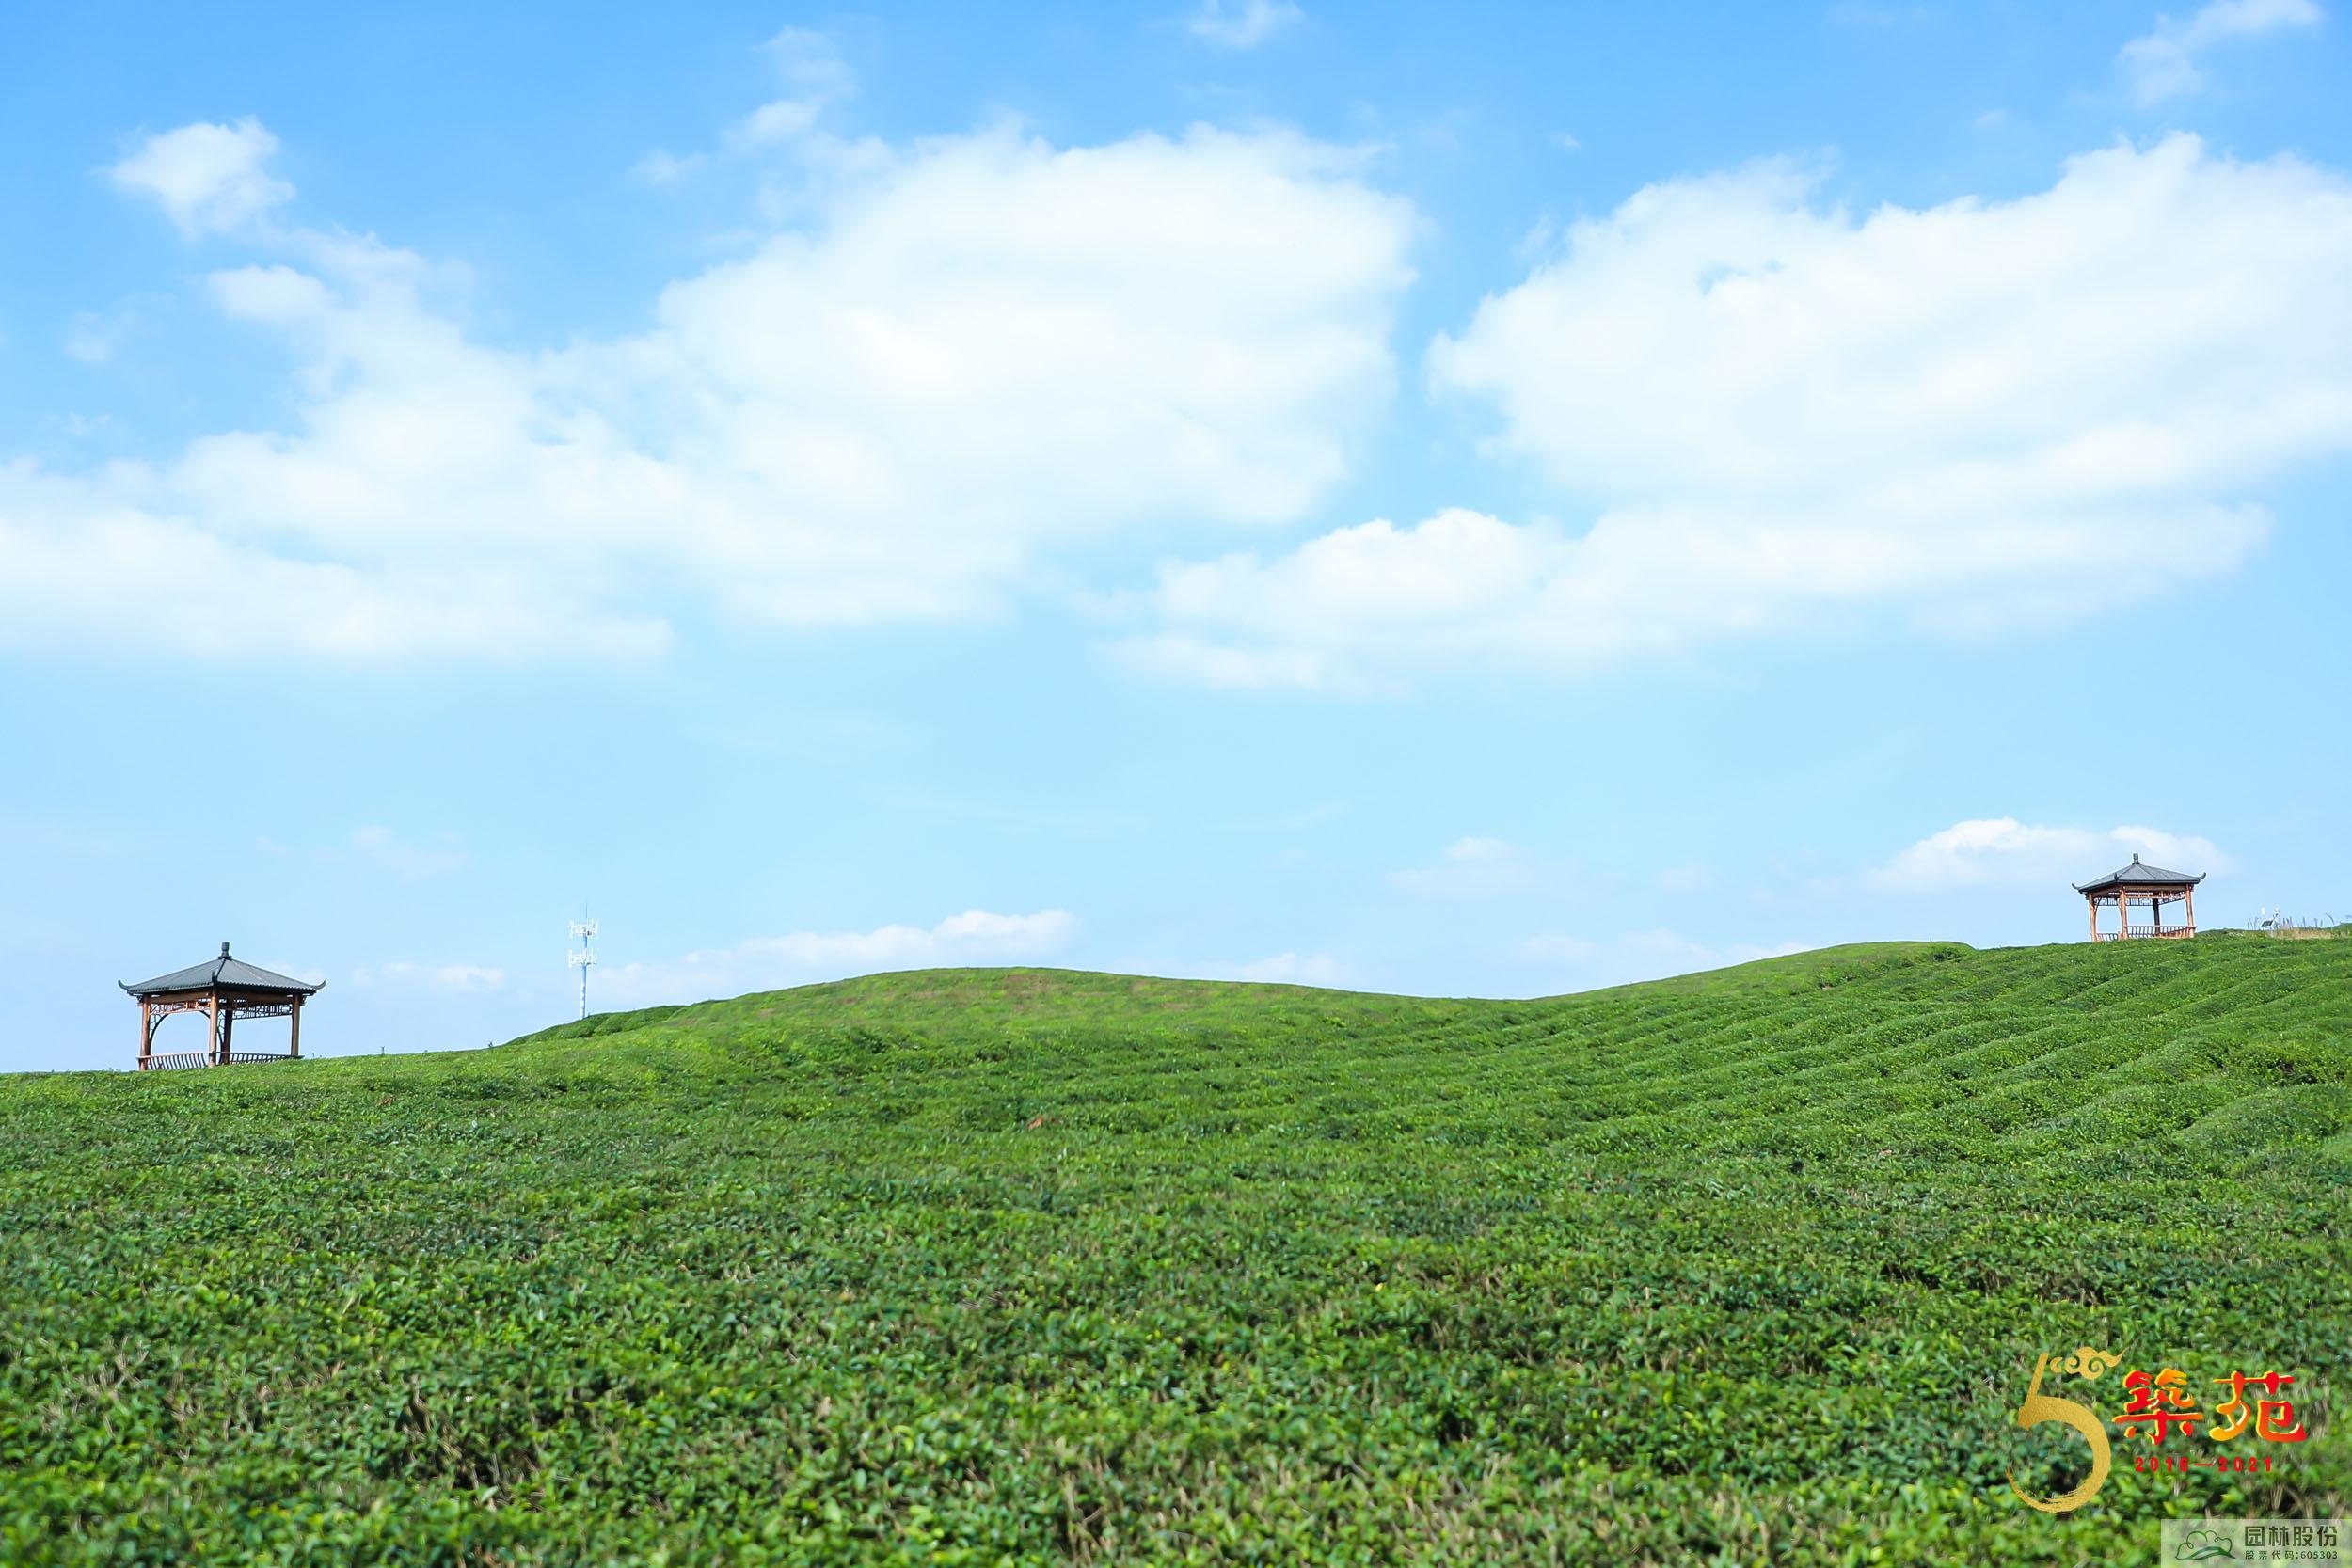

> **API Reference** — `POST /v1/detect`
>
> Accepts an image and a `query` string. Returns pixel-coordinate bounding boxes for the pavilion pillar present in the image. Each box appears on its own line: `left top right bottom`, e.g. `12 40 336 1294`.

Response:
2088 895 2099 942
206 990 221 1067
138 1000 151 1070
289 996 301 1059
2184 884 2196 937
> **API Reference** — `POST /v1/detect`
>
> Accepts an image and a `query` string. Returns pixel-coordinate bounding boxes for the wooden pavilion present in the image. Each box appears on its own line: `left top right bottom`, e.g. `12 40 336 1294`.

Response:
120 942 321 1070
2074 854 2203 942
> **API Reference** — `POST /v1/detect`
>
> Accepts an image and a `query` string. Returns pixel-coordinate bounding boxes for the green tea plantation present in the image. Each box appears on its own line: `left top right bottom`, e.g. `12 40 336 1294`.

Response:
3 935 2346 1565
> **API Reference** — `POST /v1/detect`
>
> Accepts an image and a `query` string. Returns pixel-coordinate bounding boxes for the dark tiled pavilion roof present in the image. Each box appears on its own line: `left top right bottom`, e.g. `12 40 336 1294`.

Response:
2073 853 2205 895
119 943 323 998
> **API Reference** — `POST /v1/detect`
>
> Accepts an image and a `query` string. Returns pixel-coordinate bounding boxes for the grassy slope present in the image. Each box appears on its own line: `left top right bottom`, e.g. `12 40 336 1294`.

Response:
1 936 2346 1565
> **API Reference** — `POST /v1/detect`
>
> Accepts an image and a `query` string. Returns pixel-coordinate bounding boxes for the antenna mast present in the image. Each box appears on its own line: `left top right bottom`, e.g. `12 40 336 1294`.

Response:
567 913 597 1020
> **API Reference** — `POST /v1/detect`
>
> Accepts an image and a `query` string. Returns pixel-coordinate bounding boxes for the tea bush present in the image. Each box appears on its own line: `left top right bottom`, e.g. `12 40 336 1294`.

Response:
2 939 2345 1564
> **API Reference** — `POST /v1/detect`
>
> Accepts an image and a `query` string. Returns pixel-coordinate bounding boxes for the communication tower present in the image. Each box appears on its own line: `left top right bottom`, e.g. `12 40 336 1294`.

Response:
568 915 597 1020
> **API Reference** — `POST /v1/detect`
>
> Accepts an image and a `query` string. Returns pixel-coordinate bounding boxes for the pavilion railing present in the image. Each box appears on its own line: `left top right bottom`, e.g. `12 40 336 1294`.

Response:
2094 924 2197 942
140 1050 296 1070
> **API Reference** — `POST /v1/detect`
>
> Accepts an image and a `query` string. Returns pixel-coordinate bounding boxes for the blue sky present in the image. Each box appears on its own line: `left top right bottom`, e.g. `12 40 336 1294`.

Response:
4 0 2348 1071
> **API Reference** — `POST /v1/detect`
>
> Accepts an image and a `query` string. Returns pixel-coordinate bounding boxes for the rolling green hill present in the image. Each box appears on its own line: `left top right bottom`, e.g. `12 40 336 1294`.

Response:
2 936 2346 1565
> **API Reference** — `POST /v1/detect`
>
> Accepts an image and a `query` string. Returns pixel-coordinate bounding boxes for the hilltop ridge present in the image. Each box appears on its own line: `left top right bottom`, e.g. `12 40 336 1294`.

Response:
490 935 2350 1172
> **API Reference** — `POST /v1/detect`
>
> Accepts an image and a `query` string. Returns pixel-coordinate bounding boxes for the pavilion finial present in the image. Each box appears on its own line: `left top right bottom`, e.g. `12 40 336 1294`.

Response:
220 941 230 958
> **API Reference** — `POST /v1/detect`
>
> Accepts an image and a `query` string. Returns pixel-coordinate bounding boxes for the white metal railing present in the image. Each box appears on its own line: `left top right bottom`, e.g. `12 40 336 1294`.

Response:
2094 924 2195 942
141 1050 295 1070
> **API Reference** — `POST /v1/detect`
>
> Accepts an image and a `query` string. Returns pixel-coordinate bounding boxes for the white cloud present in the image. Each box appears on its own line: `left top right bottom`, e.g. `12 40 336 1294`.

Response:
729 28 858 150
598 909 1077 1006
1120 503 2263 691
360 961 506 990
10 110 1412 660
1520 928 1811 988
1518 933 1598 964
637 31 857 182
1233 951 1348 985
2120 0 2322 104
765 27 856 105
1126 135 2348 689
1186 0 1305 47
63 298 153 365
1389 835 1539 898
110 118 293 237
1169 950 1349 986
1867 817 2227 889
348 826 466 879
0 455 672 658
630 150 703 187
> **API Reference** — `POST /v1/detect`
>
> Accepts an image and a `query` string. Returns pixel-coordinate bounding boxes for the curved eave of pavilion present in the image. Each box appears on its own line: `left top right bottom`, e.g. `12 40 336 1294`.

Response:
118 979 326 998
118 953 325 999
2072 873 2206 894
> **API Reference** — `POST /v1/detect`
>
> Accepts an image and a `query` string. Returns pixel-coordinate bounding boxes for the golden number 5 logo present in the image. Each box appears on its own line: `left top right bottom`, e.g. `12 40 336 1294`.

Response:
2009 1349 2120 1513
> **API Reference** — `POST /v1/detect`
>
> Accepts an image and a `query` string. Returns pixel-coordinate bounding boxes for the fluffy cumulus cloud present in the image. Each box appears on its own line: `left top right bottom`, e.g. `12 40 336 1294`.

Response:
1868 818 2227 889
109 118 293 236
598 909 1076 1006
1125 135 2352 689
7 99 1412 659
2119 0 2323 104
